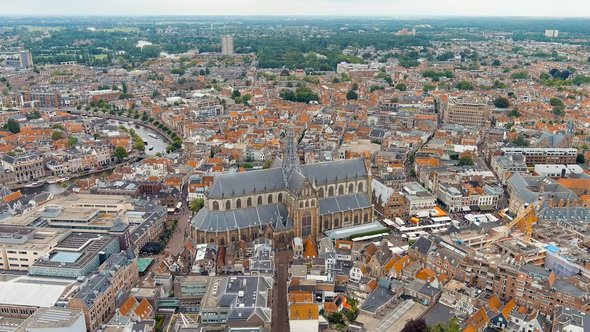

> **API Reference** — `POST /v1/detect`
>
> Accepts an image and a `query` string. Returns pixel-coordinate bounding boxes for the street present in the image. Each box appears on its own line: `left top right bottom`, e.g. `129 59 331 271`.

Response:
272 251 290 332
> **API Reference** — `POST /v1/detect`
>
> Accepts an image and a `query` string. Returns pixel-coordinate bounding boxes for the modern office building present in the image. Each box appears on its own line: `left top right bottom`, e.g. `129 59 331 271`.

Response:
18 50 34 68
28 232 120 278
443 96 490 127
221 35 234 56
501 147 578 166
0 226 70 272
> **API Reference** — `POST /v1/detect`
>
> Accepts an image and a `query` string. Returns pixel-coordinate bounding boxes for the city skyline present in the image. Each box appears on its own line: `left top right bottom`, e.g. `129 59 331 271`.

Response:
3 0 590 17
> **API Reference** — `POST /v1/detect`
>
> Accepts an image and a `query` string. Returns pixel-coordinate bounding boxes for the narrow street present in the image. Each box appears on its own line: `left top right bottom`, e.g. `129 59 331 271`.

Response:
272 251 290 332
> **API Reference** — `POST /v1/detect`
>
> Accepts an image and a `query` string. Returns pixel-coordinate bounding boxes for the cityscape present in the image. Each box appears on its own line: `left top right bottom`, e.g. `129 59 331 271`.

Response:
0 2 590 332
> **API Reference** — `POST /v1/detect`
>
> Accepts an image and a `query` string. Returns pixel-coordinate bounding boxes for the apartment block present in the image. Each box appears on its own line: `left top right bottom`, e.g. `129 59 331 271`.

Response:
443 96 490 127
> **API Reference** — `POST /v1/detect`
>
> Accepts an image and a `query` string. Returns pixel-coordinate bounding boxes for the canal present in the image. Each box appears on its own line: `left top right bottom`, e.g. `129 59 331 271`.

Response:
21 118 169 196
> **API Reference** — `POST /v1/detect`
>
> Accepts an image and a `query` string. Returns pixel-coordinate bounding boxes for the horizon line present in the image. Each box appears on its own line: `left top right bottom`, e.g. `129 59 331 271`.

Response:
1 14 590 19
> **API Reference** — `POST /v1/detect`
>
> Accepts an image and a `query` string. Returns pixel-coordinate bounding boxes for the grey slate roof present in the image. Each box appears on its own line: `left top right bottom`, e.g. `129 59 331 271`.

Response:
192 203 293 233
208 158 367 199
410 236 434 256
319 193 371 215
208 167 286 199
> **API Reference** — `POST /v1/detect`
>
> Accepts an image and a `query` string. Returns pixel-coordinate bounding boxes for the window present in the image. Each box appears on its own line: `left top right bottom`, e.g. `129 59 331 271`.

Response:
334 217 340 227
302 212 312 237
358 182 364 192
213 201 219 211
247 197 252 207
324 219 330 230
319 188 324 198
278 193 283 202
354 215 359 225
348 183 354 193
225 201 231 210
268 194 273 203
311 200 315 207
236 199 242 208
328 187 334 196
338 185 344 195
257 196 263 205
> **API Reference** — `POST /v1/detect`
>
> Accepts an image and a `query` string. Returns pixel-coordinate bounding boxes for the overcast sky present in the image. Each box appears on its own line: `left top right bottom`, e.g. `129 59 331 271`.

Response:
4 0 590 17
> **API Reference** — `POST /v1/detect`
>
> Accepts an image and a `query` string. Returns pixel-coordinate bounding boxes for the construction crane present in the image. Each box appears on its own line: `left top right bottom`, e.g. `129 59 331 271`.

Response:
505 203 538 244
483 203 538 248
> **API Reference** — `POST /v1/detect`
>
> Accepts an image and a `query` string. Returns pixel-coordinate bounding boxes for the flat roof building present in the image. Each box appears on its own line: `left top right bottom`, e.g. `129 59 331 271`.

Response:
443 96 489 127
29 232 119 278
15 307 86 332
0 274 76 318
0 226 70 272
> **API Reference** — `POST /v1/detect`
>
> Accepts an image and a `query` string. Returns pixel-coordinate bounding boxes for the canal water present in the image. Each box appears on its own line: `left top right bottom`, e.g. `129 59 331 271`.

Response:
21 119 169 196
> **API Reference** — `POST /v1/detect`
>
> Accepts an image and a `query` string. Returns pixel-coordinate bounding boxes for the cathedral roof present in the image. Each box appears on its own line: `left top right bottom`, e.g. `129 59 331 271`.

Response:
191 202 293 233
208 158 368 199
319 193 371 215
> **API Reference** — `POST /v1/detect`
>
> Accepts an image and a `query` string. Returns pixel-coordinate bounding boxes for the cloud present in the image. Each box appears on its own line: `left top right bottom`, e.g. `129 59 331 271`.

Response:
3 0 590 17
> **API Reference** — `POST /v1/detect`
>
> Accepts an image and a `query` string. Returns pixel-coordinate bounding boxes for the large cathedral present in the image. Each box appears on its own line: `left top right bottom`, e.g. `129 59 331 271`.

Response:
190 131 374 247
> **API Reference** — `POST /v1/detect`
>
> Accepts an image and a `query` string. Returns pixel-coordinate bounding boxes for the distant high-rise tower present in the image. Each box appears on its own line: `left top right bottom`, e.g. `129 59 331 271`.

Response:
221 35 234 56
18 50 33 68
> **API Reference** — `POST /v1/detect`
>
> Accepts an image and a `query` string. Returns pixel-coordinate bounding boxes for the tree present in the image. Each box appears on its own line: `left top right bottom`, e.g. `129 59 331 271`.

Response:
26 110 41 120
401 318 428 332
190 198 205 214
51 130 64 141
423 84 436 92
455 80 474 90
3 118 20 134
576 154 586 164
113 146 128 160
395 83 407 91
231 89 241 99
458 156 474 166
68 137 78 147
351 83 359 91
346 90 359 100
508 109 522 118
549 97 564 107
121 82 128 95
493 96 510 108
511 71 529 79
512 134 530 147
492 59 501 66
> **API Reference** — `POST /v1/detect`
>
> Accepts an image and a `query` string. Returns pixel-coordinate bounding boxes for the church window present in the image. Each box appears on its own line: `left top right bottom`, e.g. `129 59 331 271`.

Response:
338 185 344 195
278 193 283 202
358 182 364 192
213 201 219 211
257 196 263 205
236 199 242 208
225 201 231 210
354 215 359 225
328 186 334 197
247 197 252 207
349 183 354 193
299 201 303 209
311 200 315 207
268 194 273 203
319 188 324 198
364 213 369 223
324 219 330 230
334 218 340 227
302 212 312 237
305 201 309 208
